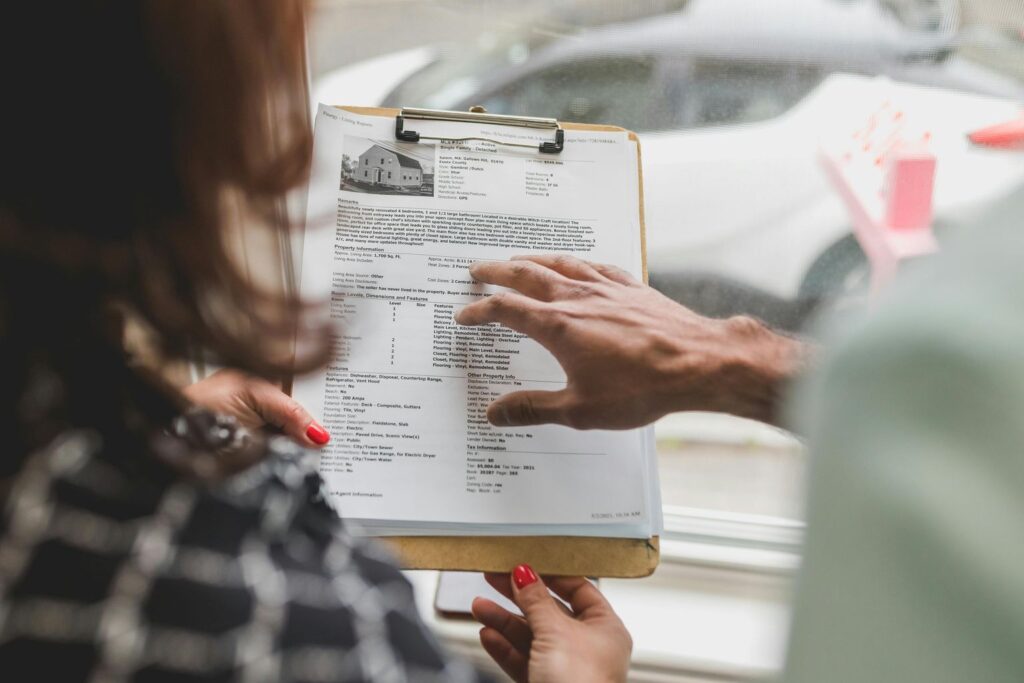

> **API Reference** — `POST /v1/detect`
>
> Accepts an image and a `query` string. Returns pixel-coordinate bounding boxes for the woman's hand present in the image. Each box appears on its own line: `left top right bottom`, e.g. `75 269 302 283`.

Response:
182 369 330 447
472 564 632 683
456 254 807 429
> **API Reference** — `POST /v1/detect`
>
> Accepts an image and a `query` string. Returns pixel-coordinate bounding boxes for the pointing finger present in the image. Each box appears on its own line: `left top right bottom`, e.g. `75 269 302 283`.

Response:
469 260 571 301
511 253 604 282
488 389 571 428
585 260 639 286
454 292 549 340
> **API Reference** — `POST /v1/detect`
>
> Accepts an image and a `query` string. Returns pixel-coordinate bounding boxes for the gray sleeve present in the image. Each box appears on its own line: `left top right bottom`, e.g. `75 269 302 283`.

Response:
783 276 1024 683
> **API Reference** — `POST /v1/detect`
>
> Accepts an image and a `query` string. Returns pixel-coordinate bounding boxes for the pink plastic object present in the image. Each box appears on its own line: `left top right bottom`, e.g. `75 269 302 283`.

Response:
968 114 1024 150
820 102 938 296
883 142 935 231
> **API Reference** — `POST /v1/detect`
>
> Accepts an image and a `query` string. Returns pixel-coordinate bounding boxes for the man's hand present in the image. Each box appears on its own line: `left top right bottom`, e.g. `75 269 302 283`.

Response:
182 369 330 447
473 565 631 683
455 254 807 429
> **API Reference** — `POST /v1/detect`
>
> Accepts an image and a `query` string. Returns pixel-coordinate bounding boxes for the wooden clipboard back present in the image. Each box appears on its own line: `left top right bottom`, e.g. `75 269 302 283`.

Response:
331 106 658 578
385 535 659 578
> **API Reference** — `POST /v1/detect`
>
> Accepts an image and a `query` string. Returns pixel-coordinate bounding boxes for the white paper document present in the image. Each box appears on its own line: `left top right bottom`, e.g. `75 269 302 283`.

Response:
294 105 660 538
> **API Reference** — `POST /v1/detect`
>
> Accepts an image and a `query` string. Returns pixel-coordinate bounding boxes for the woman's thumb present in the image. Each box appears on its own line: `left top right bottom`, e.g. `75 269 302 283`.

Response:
246 380 329 447
510 564 563 631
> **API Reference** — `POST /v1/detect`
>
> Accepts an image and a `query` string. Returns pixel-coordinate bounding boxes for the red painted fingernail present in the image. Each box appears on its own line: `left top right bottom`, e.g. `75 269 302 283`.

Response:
306 421 330 445
512 564 538 589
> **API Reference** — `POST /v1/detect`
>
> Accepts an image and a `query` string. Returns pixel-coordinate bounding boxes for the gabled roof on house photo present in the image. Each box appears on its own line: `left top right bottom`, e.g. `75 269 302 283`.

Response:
363 144 423 171
393 152 422 171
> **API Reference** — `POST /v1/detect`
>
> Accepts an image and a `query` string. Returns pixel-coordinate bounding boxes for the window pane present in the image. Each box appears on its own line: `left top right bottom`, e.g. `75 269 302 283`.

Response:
475 56 679 132
310 0 1024 524
683 60 821 128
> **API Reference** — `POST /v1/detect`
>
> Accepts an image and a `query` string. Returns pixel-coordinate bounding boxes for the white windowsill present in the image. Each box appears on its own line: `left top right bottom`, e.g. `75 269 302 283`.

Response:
407 508 801 682
408 561 792 682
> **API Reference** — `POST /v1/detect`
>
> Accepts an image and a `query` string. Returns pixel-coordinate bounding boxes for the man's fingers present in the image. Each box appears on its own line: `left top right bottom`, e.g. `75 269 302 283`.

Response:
512 254 604 282
488 390 570 428
469 260 571 301
471 598 532 653
479 627 528 683
545 577 614 619
245 380 328 447
454 291 547 338
585 260 639 286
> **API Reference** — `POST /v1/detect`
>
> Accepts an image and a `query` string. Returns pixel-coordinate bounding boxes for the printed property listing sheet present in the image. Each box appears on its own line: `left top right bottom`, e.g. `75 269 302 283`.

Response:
294 105 657 538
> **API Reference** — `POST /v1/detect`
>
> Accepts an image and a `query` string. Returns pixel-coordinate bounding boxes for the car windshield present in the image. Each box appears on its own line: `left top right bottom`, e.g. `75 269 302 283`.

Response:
381 0 694 110
383 31 548 110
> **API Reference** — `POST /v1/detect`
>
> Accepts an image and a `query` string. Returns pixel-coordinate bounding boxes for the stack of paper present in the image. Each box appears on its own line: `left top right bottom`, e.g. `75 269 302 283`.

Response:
294 106 661 541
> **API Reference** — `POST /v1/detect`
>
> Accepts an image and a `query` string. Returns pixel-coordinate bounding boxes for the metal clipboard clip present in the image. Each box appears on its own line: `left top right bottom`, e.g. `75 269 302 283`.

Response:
395 106 565 154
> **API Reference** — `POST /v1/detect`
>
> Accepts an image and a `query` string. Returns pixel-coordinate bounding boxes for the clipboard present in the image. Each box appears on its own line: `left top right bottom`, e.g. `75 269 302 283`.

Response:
318 105 658 578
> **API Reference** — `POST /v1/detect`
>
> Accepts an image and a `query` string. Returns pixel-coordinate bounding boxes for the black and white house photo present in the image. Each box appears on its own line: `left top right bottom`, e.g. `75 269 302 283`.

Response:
340 136 435 196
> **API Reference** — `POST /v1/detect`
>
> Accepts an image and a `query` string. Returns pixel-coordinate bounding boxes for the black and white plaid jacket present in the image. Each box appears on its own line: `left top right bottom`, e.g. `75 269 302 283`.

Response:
0 411 486 682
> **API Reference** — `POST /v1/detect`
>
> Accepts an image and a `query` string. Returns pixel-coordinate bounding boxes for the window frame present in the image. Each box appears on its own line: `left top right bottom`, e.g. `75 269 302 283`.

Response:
660 505 803 573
